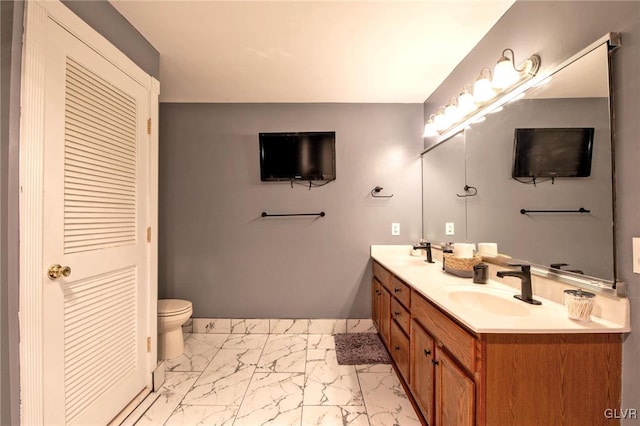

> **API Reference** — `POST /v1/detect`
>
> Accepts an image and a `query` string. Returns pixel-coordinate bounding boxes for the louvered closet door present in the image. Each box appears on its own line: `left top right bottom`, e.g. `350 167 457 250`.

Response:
42 18 151 426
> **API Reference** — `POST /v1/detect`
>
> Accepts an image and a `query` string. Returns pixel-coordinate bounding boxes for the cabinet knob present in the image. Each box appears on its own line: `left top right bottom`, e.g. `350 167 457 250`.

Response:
423 349 431 357
431 359 439 366
394 288 401 293
394 345 400 351
394 311 400 316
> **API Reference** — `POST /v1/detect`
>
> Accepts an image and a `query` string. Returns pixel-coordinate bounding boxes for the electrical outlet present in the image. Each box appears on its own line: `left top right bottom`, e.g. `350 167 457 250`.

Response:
445 222 455 236
391 223 400 236
633 238 640 274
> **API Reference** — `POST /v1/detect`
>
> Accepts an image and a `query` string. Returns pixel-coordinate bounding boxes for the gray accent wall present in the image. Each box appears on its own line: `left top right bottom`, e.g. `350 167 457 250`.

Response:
61 1 160 78
159 103 423 319
1 1 159 423
1 1 23 424
422 1 640 420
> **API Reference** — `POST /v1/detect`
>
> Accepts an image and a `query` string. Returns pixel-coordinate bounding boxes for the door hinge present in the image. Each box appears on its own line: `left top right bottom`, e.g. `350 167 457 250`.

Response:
146 227 151 243
146 337 151 353
147 118 152 135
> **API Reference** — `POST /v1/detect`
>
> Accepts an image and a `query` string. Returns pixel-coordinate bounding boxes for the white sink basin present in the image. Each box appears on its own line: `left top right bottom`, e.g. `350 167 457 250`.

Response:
444 287 530 317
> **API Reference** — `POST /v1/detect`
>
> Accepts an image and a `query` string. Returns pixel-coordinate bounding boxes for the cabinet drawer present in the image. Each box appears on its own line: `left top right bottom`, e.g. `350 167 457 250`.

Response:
372 261 392 291
412 291 476 373
391 297 410 335
390 276 411 308
391 320 410 383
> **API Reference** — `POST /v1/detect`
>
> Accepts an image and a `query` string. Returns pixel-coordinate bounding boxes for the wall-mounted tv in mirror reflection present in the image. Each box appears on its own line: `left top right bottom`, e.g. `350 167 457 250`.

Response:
512 127 594 179
259 131 336 182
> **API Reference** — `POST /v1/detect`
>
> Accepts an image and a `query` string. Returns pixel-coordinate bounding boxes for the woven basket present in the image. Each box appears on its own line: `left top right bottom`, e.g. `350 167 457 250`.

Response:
443 253 482 271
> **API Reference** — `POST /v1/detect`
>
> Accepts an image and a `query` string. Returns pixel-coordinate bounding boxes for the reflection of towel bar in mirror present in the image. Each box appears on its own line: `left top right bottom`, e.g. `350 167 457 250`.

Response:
456 185 478 198
520 208 590 214
371 186 394 198
261 211 325 217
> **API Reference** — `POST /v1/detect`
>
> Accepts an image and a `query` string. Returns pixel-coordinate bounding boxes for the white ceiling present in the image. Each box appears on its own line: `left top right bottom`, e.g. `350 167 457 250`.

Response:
111 0 516 103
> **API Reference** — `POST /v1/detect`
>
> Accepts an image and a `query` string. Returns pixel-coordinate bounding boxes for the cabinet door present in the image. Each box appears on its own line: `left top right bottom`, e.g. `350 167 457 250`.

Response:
411 320 435 425
390 320 410 383
380 286 391 348
436 350 475 426
372 279 380 330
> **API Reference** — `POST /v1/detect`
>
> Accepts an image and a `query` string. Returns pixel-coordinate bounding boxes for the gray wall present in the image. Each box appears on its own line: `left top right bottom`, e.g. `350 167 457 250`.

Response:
1 1 23 424
1 1 159 423
422 1 640 420
159 103 423 318
61 1 159 78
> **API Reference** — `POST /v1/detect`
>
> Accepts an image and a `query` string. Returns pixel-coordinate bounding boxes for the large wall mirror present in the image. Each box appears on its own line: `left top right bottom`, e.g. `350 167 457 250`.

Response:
422 38 618 288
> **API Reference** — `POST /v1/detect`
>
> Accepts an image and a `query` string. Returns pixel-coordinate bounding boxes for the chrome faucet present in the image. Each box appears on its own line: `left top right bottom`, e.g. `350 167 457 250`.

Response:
496 264 542 305
413 241 434 263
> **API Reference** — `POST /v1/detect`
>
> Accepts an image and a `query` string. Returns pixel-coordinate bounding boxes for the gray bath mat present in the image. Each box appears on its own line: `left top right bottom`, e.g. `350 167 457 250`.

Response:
334 333 391 365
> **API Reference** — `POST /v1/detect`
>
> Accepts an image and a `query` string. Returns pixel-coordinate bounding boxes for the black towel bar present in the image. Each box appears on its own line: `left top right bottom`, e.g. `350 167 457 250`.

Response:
520 208 590 214
261 211 326 218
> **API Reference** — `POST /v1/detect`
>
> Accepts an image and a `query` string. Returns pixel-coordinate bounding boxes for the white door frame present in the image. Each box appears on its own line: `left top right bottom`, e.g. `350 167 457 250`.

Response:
19 1 159 424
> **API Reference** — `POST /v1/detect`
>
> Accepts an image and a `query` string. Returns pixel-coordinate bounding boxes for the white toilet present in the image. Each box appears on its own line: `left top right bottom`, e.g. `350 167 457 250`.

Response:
158 299 193 360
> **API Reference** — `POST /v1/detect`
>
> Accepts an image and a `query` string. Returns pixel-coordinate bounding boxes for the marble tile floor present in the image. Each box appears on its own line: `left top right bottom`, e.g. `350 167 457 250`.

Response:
134 332 421 426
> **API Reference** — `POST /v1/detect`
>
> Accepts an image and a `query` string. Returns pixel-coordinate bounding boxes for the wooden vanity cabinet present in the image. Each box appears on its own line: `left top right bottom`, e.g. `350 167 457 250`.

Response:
379 286 391 347
411 320 436 425
436 349 475 426
411 297 475 426
372 262 392 347
391 320 410 381
372 278 381 330
371 260 622 426
372 261 410 382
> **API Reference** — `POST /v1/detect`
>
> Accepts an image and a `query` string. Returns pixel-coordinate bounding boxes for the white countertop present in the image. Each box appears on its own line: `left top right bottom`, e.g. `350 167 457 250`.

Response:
371 245 630 334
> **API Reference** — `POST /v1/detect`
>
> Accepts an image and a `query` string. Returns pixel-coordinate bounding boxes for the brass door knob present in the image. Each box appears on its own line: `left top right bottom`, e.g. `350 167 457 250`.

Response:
48 264 71 280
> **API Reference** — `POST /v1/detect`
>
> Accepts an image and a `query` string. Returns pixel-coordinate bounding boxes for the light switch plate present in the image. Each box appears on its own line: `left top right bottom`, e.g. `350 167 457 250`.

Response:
445 222 455 236
391 223 400 236
633 238 640 274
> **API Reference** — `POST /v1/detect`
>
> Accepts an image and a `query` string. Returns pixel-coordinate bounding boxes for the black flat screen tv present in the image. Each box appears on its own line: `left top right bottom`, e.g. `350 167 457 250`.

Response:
259 131 336 182
512 127 594 179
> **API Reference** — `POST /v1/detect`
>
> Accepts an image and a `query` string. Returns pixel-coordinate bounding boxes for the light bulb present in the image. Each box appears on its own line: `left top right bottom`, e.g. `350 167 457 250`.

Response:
457 86 475 116
434 108 447 131
423 115 438 137
444 98 459 122
423 122 437 137
473 69 494 103
493 56 519 90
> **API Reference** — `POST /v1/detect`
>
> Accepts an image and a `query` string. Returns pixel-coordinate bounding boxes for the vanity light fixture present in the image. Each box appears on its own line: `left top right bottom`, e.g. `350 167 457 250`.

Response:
473 68 494 103
493 48 541 90
433 107 448 131
423 47 542 141
535 76 553 87
457 85 476 116
423 114 438 137
508 92 526 104
444 97 459 122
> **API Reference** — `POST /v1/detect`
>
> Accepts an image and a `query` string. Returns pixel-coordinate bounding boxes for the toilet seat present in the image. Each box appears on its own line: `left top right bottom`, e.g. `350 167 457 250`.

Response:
158 299 192 317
